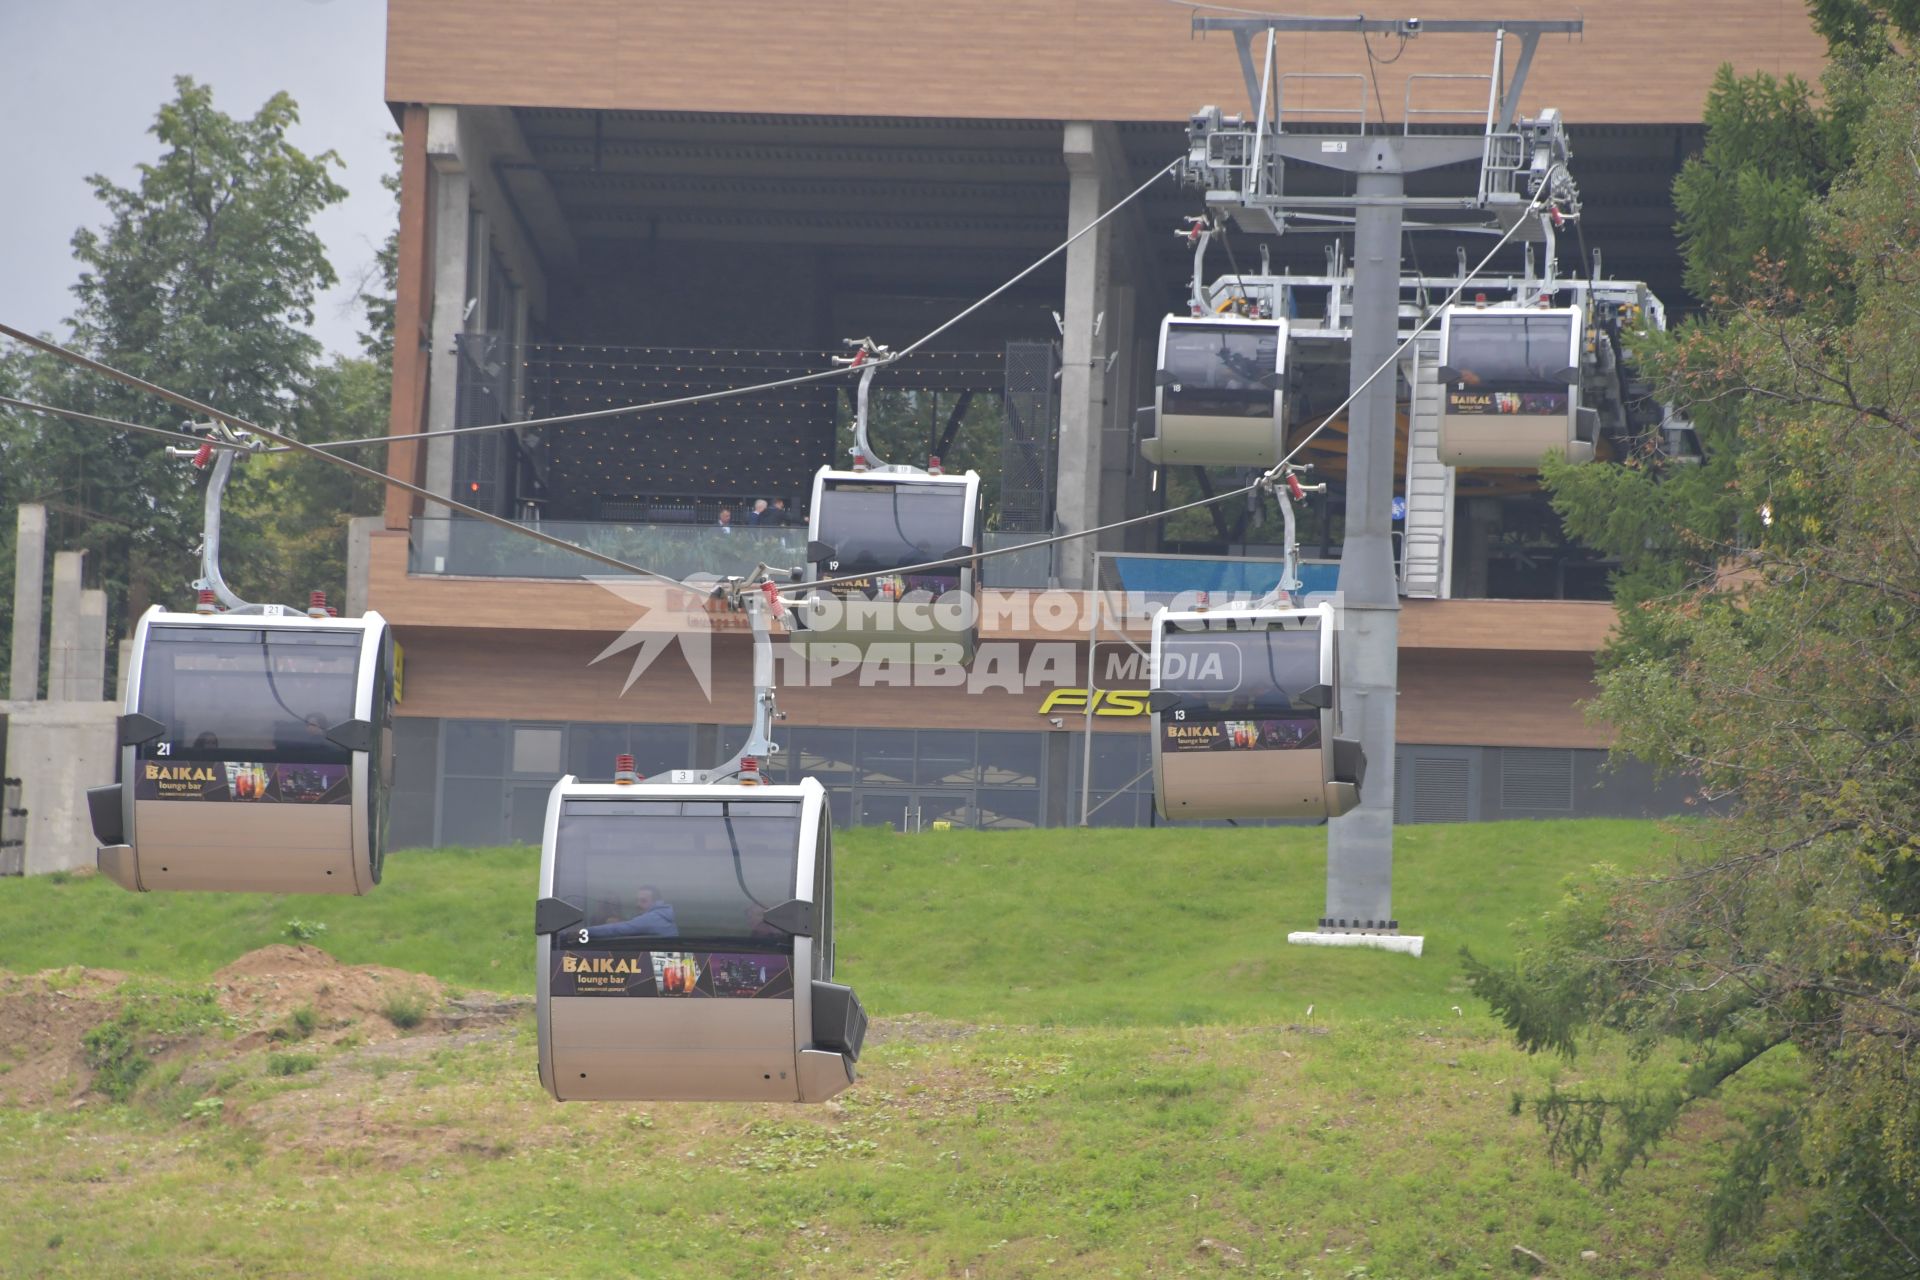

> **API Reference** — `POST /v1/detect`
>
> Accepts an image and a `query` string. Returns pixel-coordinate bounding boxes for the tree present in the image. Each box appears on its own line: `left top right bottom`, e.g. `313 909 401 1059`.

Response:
0 76 347 649
1472 58 1920 1276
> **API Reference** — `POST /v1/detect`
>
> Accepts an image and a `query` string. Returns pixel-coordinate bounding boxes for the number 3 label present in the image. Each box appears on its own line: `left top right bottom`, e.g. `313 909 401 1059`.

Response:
577 928 590 944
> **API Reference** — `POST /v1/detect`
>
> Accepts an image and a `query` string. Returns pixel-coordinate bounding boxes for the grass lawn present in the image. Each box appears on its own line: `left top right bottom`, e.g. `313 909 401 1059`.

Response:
0 818 1795 1279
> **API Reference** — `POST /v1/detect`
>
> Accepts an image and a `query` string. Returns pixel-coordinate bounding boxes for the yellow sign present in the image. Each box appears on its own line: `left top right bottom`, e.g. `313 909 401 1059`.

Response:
1038 688 1149 717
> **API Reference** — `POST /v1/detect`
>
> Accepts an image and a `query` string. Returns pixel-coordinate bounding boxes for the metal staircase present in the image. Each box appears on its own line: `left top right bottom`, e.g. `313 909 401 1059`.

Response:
1399 332 1453 599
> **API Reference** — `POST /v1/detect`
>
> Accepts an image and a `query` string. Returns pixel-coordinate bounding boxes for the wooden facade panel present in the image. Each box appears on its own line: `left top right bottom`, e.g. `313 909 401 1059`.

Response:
1397 649 1610 749
388 0 1825 128
391 628 1124 734
1399 597 1615 652
370 529 1618 652
389 624 1610 748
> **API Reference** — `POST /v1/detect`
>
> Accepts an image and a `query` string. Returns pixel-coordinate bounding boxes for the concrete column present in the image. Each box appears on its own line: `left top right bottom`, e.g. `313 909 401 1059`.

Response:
421 106 476 567
425 167 472 504
8 503 46 700
1055 122 1119 589
345 515 381 618
1324 153 1405 933
76 589 108 703
3 701 119 874
46 551 84 703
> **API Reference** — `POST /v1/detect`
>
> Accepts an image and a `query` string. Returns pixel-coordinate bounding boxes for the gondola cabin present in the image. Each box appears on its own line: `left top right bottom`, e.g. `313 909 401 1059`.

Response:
1436 304 1594 467
1145 315 1289 467
87 607 395 893
1149 601 1363 821
791 467 981 665
535 775 866 1103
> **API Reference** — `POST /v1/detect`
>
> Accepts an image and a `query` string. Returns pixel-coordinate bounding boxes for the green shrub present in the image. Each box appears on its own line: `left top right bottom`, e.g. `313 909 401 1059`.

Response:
283 919 329 943
266 1052 319 1077
81 983 227 1102
271 1004 319 1042
379 989 432 1030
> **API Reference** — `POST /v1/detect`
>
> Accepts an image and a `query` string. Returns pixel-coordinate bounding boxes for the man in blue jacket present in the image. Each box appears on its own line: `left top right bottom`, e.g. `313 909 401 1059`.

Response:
589 885 678 940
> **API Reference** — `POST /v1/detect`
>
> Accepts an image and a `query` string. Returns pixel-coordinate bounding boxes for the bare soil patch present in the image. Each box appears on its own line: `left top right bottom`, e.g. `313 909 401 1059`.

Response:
0 968 129 1106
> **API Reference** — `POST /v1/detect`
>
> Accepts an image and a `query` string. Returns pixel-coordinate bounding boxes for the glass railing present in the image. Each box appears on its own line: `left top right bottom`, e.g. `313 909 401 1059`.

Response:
407 518 1062 586
1101 552 1340 600
405 518 1334 598
409 517 806 581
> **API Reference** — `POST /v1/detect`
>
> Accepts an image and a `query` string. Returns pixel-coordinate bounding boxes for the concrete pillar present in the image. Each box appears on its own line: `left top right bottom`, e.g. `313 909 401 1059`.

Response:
421 106 476 566
46 551 84 703
116 638 134 703
1324 156 1405 933
1055 122 1119 590
8 503 46 701
2 700 119 874
346 515 381 618
76 589 108 702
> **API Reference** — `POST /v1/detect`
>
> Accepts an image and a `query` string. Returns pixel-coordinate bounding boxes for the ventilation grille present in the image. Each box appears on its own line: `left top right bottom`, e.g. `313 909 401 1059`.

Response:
1500 749 1576 812
1412 756 1473 824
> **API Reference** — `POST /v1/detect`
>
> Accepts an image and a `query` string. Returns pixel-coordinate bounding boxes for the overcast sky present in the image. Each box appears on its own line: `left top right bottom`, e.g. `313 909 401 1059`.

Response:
1 0 396 359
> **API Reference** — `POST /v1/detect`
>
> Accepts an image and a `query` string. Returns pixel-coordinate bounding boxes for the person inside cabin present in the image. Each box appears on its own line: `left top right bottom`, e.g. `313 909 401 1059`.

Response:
589 884 678 941
716 507 734 534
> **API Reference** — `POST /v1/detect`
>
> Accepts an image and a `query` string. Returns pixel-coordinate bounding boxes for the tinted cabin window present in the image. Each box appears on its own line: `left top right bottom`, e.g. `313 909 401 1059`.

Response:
554 799 800 952
1162 324 1279 419
1447 315 1574 388
1156 623 1321 717
136 626 360 763
816 479 969 580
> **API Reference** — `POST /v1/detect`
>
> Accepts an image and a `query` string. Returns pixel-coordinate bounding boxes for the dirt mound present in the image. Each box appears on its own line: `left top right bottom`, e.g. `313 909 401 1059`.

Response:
213 944 444 1049
0 968 130 1107
0 947 509 1108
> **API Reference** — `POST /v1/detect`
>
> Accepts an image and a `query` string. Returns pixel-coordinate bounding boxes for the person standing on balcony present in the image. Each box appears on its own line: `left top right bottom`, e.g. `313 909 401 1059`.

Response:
769 498 789 526
717 508 734 534
747 499 770 526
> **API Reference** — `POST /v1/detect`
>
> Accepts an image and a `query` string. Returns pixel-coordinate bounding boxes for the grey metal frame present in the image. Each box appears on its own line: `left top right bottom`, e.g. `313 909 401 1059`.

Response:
535 776 855 1103
1437 304 1589 466
1148 601 1356 822
1147 315 1290 467
795 465 983 661
101 605 392 894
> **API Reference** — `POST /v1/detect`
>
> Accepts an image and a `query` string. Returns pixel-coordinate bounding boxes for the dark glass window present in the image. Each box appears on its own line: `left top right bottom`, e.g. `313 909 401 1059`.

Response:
916 731 977 786
1069 732 1152 793
630 725 694 779
1156 622 1322 717
815 477 970 576
976 789 1042 829
977 732 1042 787
1446 314 1574 387
136 626 360 762
445 720 508 775
793 730 856 787
856 729 916 786
566 725 630 780
1162 323 1280 419
553 798 801 952
442 777 507 848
